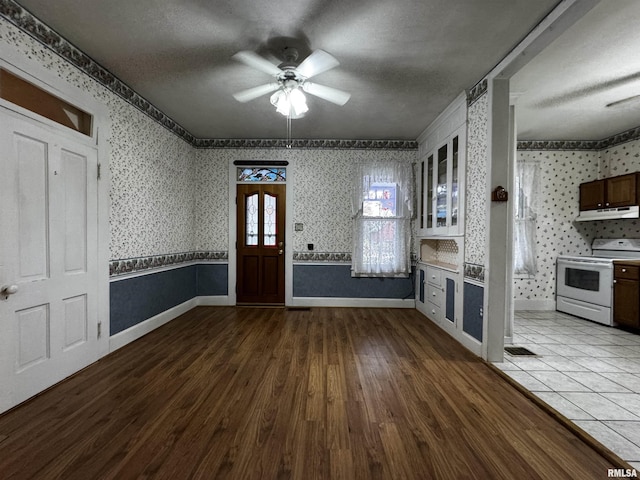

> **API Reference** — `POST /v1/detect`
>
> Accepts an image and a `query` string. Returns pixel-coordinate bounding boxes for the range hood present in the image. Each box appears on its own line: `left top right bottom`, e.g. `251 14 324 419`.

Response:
576 205 640 221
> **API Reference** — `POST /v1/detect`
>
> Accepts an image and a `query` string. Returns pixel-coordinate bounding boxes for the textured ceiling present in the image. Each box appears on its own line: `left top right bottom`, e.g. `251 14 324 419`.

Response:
512 0 640 141
16 0 628 142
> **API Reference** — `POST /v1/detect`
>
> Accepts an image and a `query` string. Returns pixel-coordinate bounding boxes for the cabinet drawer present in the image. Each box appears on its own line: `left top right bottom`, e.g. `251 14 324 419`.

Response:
615 265 639 280
426 303 442 322
427 287 442 307
426 268 442 286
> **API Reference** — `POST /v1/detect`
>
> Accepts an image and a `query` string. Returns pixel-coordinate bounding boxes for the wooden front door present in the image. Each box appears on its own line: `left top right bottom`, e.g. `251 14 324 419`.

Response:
0 111 99 414
236 183 286 304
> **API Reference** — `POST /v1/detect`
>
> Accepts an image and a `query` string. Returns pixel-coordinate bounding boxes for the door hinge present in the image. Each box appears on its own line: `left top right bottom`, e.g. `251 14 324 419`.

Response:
97 321 102 339
97 163 102 180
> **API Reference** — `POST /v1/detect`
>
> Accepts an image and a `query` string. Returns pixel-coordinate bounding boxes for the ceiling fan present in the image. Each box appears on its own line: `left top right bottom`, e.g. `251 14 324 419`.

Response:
231 47 351 118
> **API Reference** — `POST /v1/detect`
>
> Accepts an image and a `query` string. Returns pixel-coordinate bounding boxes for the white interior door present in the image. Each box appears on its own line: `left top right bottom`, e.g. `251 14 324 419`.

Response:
0 110 99 414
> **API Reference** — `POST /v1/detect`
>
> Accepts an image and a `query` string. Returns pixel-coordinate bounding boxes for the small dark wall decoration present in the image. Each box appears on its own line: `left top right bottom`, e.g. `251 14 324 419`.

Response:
491 186 508 202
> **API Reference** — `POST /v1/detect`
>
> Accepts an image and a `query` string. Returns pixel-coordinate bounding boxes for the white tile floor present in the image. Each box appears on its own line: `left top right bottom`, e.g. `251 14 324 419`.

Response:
493 310 640 469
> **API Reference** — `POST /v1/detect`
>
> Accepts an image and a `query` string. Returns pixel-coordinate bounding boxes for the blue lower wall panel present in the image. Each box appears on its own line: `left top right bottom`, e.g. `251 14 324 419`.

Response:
293 264 414 299
196 263 228 296
110 263 229 335
463 282 484 342
110 265 197 335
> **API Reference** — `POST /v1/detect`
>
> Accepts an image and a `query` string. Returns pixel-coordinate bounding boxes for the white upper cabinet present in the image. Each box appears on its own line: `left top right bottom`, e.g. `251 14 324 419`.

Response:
417 93 467 237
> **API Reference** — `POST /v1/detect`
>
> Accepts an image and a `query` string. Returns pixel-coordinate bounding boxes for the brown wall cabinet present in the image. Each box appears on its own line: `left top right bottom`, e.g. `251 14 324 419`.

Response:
579 173 638 211
613 262 640 329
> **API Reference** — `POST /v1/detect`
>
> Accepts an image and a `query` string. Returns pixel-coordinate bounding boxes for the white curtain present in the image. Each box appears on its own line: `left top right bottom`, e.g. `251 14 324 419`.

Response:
514 160 539 276
351 160 413 277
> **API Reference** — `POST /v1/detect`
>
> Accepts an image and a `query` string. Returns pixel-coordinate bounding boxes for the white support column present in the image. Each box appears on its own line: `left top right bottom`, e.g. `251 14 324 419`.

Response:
483 78 510 362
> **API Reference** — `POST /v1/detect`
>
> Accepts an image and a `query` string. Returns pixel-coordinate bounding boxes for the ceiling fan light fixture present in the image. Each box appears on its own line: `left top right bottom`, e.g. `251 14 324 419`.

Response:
289 88 308 116
270 90 290 116
270 86 308 117
232 47 349 117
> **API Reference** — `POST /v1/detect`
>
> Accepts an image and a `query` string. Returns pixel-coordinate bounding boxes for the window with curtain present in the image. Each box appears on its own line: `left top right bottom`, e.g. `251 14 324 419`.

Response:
514 160 539 276
351 160 413 277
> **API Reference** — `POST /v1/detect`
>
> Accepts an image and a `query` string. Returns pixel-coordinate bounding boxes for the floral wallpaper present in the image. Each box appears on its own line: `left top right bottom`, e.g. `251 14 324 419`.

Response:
513 150 599 305
513 137 640 306
109 107 196 259
193 148 416 256
464 93 489 278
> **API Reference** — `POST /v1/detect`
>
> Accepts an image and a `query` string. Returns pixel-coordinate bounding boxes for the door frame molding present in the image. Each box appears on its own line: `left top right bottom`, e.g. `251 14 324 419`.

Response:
0 48 111 359
228 157 294 305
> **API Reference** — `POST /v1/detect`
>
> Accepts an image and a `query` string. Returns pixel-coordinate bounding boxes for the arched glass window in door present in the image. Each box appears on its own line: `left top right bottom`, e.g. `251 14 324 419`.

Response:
264 194 277 246
245 193 258 246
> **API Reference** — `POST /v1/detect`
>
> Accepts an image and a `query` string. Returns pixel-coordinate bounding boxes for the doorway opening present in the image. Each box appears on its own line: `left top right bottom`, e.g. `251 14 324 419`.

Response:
235 165 287 305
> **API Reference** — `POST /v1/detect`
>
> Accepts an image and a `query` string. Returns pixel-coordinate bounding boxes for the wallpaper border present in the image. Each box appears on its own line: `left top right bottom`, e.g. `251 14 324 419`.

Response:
518 125 640 151
109 251 357 276
0 1 417 151
195 138 418 150
467 79 488 106
464 262 485 283
293 251 352 262
110 251 227 277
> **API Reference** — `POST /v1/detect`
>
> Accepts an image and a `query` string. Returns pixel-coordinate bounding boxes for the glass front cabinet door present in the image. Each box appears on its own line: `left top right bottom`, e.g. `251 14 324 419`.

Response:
418 129 465 237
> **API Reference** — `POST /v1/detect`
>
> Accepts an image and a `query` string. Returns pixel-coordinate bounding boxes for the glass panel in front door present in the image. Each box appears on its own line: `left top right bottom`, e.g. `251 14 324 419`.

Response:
264 193 277 246
245 193 258 246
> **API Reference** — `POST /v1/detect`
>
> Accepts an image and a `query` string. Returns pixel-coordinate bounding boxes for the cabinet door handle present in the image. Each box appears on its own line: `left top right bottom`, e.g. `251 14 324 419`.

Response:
622 268 627 273
613 279 617 284
605 202 610 206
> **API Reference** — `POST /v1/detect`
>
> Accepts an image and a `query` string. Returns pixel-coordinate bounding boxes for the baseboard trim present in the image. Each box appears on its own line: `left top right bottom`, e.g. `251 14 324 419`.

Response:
109 298 198 352
514 299 556 311
197 296 231 306
291 297 416 308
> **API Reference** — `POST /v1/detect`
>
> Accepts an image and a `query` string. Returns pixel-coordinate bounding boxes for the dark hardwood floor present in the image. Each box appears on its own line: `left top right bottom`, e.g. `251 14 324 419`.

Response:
0 307 623 479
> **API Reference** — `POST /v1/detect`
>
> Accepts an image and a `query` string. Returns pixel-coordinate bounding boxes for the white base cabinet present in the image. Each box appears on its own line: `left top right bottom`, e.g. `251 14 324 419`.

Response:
417 264 459 337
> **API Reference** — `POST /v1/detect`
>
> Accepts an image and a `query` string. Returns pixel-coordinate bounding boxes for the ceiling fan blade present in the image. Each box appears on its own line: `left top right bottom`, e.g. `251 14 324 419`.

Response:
302 82 351 106
295 50 340 79
232 51 282 76
233 83 280 103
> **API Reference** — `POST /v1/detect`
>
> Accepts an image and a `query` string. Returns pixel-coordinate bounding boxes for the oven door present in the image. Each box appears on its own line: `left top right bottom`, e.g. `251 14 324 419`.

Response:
556 258 613 307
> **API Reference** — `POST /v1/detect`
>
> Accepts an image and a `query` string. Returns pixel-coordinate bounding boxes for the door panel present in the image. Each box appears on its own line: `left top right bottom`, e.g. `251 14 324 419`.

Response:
16 134 49 280
0 112 99 414
62 149 88 274
237 183 285 304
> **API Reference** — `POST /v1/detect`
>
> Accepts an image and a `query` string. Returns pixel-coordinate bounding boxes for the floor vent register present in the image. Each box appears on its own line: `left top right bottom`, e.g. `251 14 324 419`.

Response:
504 346 537 356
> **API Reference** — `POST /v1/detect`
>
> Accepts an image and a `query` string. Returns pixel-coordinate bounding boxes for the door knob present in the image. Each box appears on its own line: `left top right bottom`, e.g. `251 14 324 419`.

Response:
278 249 284 255
1 284 18 299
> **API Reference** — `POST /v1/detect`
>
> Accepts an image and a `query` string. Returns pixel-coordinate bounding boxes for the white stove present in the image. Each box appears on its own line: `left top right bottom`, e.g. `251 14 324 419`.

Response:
556 239 640 325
